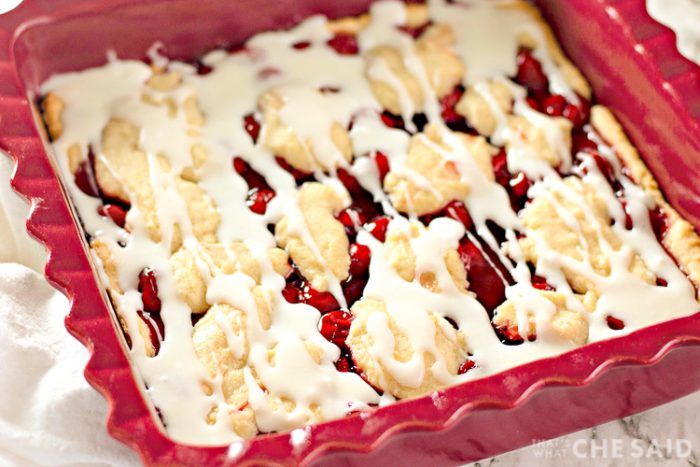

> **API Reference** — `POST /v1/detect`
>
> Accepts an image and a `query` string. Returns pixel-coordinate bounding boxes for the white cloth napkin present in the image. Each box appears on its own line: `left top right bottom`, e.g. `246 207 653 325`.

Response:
0 154 138 466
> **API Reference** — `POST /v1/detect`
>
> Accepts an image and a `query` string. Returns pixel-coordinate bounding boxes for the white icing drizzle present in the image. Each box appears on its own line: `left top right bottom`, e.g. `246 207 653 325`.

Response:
40 0 699 445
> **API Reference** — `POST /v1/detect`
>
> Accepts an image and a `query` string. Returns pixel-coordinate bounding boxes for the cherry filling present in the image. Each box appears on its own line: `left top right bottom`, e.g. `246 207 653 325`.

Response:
374 151 390 183
74 150 100 198
541 93 590 130
195 61 213 76
337 208 367 238
531 274 555 291
457 237 508 316
421 200 474 231
515 47 549 99
292 41 311 50
380 111 406 130
492 149 531 211
572 148 674 244
379 110 428 133
139 268 162 313
275 157 316 185
75 148 132 228
97 204 128 228
243 113 261 143
589 151 624 195
439 85 474 134
515 48 591 130
337 168 384 224
649 206 670 242
618 199 634 230
334 352 357 372
606 315 625 331
320 310 352 350
247 189 276 215
327 34 359 55
458 359 476 374
318 311 361 374
343 243 371 306
233 157 277 214
364 215 390 242
494 322 530 345
137 268 165 354
282 269 340 314
396 21 431 39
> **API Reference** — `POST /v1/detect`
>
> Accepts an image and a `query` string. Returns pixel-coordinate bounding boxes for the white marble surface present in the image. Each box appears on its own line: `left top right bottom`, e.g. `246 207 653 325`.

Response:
0 1 697 466
469 391 700 466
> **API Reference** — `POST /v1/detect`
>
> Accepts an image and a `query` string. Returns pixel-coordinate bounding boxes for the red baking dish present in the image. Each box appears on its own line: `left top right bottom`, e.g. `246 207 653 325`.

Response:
1 0 699 465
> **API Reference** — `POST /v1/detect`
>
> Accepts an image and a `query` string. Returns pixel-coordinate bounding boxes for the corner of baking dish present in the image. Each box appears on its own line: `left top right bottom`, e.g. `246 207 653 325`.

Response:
0 0 699 465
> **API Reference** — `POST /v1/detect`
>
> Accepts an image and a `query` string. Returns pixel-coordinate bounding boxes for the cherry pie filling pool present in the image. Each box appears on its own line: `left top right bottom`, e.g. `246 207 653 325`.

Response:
38 0 700 444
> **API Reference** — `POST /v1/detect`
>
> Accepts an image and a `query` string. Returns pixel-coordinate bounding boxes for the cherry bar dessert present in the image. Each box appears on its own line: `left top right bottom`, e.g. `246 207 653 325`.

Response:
39 0 700 445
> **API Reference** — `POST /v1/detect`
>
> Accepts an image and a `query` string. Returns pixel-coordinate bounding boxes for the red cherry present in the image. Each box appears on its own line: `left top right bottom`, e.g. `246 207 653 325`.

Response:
375 151 390 183
542 94 590 129
365 216 390 242
396 22 430 38
137 310 164 356
649 207 669 241
337 208 367 237
320 310 353 349
570 94 591 128
233 157 246 175
243 113 260 143
349 243 371 277
275 156 314 185
494 323 525 345
531 274 554 291
246 188 276 214
337 168 363 196
541 94 567 117
458 359 476 374
572 132 598 155
97 204 128 228
337 168 383 221
292 41 311 50
491 149 511 188
380 111 405 130
74 157 100 198
282 278 340 313
306 288 341 314
443 200 473 231
342 276 366 307
439 85 465 124
233 157 271 191
195 61 213 75
335 356 354 372
619 199 634 230
590 152 623 193
656 278 668 287
282 281 303 304
227 44 248 55
327 34 359 55
509 172 530 199
606 316 625 330
458 238 506 315
515 47 549 97
138 268 162 314
526 97 540 111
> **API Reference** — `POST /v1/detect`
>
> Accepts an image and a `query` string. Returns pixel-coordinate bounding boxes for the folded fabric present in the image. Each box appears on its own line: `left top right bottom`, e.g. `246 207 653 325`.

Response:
0 155 137 466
